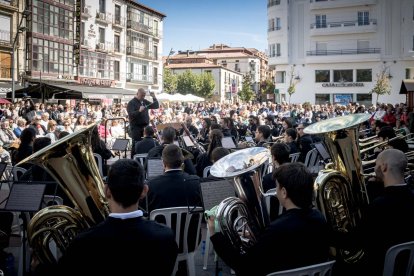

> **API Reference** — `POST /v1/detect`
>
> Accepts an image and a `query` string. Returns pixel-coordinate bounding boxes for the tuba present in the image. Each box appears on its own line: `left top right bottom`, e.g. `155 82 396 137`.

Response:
304 113 371 264
210 147 271 254
20 123 109 264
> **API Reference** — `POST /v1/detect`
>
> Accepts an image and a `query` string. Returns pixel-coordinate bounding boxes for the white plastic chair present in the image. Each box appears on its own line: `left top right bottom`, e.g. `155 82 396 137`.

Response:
383 240 414 276
133 153 148 168
266 260 336 276
203 165 212 178
289 152 300 163
12 166 27 182
263 188 283 218
93 153 104 178
150 206 203 276
303 148 320 173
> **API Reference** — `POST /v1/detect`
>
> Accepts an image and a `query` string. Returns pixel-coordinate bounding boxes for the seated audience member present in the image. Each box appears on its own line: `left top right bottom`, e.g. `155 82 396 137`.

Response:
195 129 223 177
208 163 331 276
33 159 178 276
147 126 196 175
12 127 36 166
335 149 414 276
134 126 159 154
255 125 271 147
13 117 26 138
146 144 202 213
0 141 11 163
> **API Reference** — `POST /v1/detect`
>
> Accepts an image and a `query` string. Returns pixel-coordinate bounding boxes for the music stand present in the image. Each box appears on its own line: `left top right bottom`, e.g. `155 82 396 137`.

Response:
313 142 331 162
221 137 237 149
182 136 195 147
111 138 129 159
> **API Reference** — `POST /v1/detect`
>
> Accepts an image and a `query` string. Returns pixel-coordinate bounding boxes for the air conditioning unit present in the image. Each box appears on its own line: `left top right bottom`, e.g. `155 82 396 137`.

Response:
83 7 89 14
97 43 105 50
99 12 106 20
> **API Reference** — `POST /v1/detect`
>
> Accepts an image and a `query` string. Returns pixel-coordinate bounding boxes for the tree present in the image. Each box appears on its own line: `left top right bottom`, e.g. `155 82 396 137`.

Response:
176 70 199 95
287 66 300 104
260 79 275 95
163 68 177 94
370 66 392 103
238 74 255 102
197 72 215 98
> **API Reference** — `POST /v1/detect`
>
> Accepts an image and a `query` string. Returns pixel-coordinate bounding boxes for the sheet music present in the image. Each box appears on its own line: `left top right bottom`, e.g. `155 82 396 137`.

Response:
112 139 129 151
200 180 235 211
147 159 164 178
221 137 236 149
183 136 195 147
5 184 46 212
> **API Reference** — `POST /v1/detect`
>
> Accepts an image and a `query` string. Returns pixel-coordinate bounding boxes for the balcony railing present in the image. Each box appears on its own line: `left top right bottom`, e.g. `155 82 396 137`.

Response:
0 30 12 46
96 41 113 52
112 44 125 54
113 16 125 28
96 11 112 24
0 0 17 10
310 19 377 29
267 0 281 8
126 20 153 35
268 26 281 32
81 6 92 18
0 67 11 79
126 47 153 59
126 73 152 83
306 48 380 56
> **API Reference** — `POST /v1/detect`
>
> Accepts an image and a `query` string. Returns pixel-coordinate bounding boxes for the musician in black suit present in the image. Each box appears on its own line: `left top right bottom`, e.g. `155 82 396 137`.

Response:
33 159 178 276
284 128 299 154
135 126 160 154
179 116 199 137
335 149 414 276
208 163 331 276
127 88 159 158
147 126 196 175
146 144 202 213
296 123 314 163
255 125 271 147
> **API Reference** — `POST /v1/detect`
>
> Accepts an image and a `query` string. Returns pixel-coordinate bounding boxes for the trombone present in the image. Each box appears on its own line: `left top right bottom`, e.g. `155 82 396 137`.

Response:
360 133 414 155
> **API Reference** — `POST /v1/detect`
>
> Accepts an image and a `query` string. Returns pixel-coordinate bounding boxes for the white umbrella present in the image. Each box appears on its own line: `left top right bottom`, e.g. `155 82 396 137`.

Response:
186 93 205 102
156 92 173 101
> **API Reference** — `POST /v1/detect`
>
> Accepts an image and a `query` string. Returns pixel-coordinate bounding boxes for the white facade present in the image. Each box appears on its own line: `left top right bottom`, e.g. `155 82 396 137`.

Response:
267 0 414 105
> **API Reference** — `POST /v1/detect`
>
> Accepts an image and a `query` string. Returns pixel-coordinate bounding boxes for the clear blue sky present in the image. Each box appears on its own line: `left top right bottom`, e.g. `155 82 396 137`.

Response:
137 0 268 56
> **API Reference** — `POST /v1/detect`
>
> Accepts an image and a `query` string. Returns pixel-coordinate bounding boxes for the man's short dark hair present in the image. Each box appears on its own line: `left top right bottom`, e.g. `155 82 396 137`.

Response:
377 126 396 140
59 131 70 139
211 147 230 163
162 144 184 169
270 143 291 165
285 128 297 140
33 137 51 153
258 125 271 139
272 163 314 209
107 159 145 208
144 126 155 137
162 126 176 144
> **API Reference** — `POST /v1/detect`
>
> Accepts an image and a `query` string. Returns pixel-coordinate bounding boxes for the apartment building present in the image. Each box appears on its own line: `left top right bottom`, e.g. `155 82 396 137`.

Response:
267 0 414 105
0 0 25 94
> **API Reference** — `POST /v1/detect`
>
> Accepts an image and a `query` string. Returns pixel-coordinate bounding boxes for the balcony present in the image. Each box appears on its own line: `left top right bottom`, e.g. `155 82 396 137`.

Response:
96 41 113 52
81 6 92 18
126 47 153 60
267 0 281 8
113 16 125 29
310 19 377 36
0 0 18 11
95 11 112 25
112 44 125 55
0 67 11 79
0 30 12 48
268 26 281 32
306 48 380 56
305 48 381 63
310 0 377 10
126 20 153 36
126 73 152 83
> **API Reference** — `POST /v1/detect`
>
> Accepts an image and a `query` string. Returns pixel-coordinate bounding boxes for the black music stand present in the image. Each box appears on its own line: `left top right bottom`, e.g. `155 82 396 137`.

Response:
111 138 129 159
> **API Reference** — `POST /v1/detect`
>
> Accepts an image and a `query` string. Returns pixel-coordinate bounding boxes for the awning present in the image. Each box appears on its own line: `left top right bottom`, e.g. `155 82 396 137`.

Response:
0 82 24 94
54 84 135 99
400 79 414 94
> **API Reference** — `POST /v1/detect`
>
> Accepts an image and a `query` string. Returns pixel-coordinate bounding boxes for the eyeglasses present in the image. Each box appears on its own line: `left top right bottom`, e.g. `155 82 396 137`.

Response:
297 127 304 130
52 124 57 126
64 124 70 126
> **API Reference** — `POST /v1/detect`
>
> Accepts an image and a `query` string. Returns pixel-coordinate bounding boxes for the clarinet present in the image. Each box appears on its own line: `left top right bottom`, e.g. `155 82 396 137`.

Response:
181 123 206 154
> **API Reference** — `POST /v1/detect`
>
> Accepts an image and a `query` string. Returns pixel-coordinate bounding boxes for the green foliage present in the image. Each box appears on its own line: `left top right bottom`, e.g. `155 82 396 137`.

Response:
163 68 177 94
287 66 300 104
238 74 255 102
197 72 215 98
260 79 275 95
177 70 199 95
369 67 392 103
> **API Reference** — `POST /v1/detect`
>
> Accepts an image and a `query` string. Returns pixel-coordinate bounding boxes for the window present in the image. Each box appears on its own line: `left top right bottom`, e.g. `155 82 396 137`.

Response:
276 71 286 83
114 34 120 52
356 69 372 82
81 22 85 45
267 0 280 7
406 68 412 79
0 52 11 78
31 38 73 75
153 20 159 36
316 15 327 28
153 45 158 60
99 0 106 13
268 18 275 31
333 70 353 82
276 43 281 56
99 28 105 43
356 94 372 106
333 94 353 104
0 15 11 43
315 94 330 105
114 60 120 81
315 70 330 82
358 11 369 26
114 5 121 24
276 18 281 30
235 63 239 72
269 44 276 57
127 57 151 82
153 67 158 84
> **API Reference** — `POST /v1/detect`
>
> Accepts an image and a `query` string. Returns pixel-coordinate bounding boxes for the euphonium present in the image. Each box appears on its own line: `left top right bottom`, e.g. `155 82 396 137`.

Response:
210 147 271 253
21 123 109 264
304 114 371 264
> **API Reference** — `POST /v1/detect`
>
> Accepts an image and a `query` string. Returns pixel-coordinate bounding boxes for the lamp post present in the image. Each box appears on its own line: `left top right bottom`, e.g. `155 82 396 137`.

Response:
166 48 175 65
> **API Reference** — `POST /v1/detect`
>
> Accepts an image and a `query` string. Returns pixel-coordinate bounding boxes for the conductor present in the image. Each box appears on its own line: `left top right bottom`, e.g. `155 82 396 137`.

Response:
127 88 159 158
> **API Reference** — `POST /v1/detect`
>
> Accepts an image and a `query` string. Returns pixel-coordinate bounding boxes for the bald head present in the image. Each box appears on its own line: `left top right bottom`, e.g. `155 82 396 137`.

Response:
136 88 146 100
377 149 407 176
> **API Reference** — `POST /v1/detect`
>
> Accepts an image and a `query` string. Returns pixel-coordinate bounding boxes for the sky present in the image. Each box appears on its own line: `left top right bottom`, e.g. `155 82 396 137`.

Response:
137 0 268 56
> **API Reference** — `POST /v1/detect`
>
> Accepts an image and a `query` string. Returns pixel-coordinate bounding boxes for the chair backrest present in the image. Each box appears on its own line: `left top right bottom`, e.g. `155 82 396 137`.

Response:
93 153 103 177
383 240 414 276
133 153 148 168
203 165 212 178
266 260 336 276
12 166 27 182
263 188 283 217
42 195 64 208
289 152 300 163
150 206 203 255
303 148 318 168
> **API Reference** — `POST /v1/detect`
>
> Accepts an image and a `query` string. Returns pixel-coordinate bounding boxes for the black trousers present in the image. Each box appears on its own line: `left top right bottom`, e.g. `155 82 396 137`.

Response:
130 127 144 158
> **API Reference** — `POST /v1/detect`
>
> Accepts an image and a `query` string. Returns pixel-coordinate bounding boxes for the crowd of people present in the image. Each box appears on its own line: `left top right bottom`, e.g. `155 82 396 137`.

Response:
1 88 413 276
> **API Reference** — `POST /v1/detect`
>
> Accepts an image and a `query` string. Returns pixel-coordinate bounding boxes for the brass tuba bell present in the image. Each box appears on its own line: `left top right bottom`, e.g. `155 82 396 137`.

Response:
20 123 109 264
210 147 271 253
304 113 371 264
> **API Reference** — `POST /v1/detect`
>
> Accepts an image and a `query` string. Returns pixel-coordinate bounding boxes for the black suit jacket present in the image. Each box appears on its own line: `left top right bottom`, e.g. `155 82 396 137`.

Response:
135 137 159 154
211 208 331 276
147 144 197 175
127 97 159 140
146 170 202 213
297 134 314 163
45 216 178 276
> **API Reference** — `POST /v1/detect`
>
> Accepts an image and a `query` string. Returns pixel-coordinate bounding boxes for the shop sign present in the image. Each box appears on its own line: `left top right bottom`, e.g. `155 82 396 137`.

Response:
78 77 114 87
322 83 364 88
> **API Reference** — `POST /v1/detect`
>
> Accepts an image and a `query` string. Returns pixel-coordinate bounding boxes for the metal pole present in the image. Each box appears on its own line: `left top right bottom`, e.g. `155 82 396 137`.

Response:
11 51 15 103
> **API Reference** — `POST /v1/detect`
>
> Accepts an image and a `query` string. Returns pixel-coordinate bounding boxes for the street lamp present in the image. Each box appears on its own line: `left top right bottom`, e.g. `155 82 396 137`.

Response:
166 48 175 65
